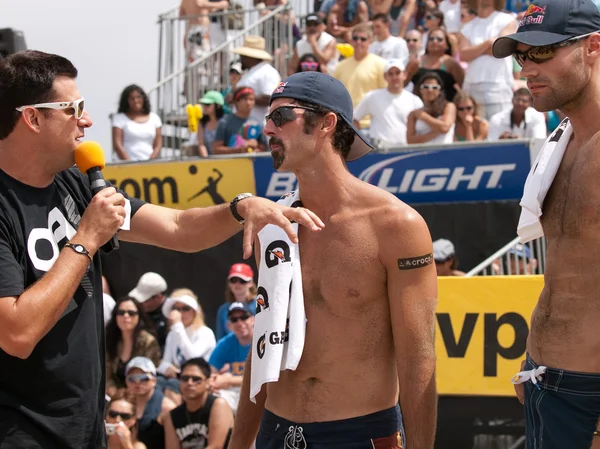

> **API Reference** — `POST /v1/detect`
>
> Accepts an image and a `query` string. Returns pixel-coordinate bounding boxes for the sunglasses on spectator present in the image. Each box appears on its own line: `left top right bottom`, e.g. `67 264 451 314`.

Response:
406 38 419 43
351 35 368 42
266 105 318 127
513 33 592 67
179 375 206 383
107 410 134 420
127 373 153 383
425 15 438 20
172 305 193 313
16 98 85 120
457 106 474 111
229 314 251 323
116 309 139 317
429 36 445 43
420 84 441 91
229 277 250 284
300 61 319 71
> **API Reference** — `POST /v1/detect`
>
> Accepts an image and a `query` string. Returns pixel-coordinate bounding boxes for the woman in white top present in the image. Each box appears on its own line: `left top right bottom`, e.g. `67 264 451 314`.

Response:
157 288 216 382
407 71 456 145
112 85 162 161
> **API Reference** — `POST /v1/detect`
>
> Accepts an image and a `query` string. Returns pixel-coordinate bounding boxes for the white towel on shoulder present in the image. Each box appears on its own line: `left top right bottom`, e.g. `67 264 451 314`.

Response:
518 118 572 243
250 190 306 403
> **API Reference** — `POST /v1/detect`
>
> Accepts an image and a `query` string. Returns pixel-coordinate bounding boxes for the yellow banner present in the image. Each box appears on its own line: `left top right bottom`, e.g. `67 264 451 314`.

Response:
436 276 542 397
103 159 255 209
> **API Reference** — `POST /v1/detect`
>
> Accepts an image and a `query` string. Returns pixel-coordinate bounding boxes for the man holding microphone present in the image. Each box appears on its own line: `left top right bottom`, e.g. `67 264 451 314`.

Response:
0 50 323 449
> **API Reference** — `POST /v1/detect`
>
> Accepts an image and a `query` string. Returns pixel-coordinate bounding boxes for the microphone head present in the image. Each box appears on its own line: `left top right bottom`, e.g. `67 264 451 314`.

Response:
75 141 106 173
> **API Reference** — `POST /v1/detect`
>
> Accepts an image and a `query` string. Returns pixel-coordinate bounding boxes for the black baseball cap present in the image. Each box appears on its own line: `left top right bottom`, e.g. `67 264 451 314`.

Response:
269 71 374 161
493 0 600 59
305 14 323 25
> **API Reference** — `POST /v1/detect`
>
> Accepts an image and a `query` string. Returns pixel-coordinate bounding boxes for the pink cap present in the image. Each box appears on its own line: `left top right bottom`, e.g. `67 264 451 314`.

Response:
228 263 254 282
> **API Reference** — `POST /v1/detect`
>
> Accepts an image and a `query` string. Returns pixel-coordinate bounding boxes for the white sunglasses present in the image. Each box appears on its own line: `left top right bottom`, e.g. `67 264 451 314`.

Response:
16 98 85 120
420 84 441 91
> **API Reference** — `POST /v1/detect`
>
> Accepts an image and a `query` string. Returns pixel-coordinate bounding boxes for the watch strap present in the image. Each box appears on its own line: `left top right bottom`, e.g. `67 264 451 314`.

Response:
230 193 253 224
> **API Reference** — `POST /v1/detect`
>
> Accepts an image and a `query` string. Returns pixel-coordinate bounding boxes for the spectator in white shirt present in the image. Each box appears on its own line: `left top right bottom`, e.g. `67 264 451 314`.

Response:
370 14 410 66
458 0 517 119
488 88 547 141
353 59 423 147
112 85 162 162
290 14 338 76
439 0 461 33
157 289 216 394
233 36 282 122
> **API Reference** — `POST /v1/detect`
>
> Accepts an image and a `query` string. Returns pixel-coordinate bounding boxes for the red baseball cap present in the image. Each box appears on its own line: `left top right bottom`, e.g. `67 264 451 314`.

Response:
228 263 254 282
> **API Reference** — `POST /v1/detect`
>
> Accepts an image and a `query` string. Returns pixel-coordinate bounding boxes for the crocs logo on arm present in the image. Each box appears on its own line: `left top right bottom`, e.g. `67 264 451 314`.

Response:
397 253 434 270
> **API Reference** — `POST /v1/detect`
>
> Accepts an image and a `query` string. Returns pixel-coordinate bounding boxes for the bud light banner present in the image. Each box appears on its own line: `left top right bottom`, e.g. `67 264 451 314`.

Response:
253 142 532 204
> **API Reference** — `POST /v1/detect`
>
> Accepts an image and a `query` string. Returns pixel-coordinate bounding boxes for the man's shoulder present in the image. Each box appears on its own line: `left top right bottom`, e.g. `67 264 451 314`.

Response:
215 331 237 348
490 108 510 124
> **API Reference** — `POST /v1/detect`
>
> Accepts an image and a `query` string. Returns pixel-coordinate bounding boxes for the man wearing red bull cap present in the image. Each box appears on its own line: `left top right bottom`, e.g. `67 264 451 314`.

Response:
493 0 600 447
228 71 438 448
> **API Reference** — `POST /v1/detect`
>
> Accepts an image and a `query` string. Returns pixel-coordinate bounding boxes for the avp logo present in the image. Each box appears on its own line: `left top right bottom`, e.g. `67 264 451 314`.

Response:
256 287 270 314
257 334 266 359
358 153 516 194
265 240 291 268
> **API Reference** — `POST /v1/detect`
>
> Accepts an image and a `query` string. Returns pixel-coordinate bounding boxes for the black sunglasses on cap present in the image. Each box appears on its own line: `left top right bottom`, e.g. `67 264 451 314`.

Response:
265 105 318 127
107 410 134 420
180 375 206 383
229 314 251 323
116 309 139 317
229 276 250 284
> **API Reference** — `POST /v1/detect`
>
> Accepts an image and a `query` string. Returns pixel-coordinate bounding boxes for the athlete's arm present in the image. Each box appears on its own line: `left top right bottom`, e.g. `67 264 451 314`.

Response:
119 199 323 260
381 205 438 449
228 240 266 449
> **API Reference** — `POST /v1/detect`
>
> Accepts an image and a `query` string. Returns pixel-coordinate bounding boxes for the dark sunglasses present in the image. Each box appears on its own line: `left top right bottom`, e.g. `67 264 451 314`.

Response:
265 105 317 127
116 309 139 317
514 33 591 67
352 35 368 42
229 276 250 284
108 410 134 420
457 106 474 111
126 373 153 383
425 14 438 20
300 61 319 71
180 375 206 383
429 36 444 43
406 38 419 43
172 305 193 313
229 314 251 323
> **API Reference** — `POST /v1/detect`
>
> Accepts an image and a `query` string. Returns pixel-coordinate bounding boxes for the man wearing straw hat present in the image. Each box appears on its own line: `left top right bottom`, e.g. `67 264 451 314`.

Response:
233 35 282 122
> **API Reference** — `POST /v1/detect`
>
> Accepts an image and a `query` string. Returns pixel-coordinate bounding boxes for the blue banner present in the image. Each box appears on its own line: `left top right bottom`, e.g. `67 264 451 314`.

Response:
253 142 531 204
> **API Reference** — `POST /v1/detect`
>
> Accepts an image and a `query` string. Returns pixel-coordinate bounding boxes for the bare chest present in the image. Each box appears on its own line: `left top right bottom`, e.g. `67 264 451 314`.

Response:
298 221 386 315
542 139 600 237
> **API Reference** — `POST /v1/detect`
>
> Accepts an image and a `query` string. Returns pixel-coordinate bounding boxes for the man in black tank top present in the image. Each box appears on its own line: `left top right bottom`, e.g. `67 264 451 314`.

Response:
164 358 233 449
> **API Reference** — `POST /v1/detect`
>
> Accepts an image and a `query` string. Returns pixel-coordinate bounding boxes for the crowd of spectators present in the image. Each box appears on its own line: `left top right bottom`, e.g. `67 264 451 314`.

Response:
110 0 574 162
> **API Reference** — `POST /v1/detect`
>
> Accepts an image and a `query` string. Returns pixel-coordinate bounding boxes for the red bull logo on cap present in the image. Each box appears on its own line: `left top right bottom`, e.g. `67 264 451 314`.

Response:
519 4 546 27
272 81 287 94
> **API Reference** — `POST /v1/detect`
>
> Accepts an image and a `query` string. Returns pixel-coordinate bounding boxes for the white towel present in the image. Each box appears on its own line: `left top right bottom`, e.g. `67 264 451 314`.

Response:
250 190 306 403
517 118 572 243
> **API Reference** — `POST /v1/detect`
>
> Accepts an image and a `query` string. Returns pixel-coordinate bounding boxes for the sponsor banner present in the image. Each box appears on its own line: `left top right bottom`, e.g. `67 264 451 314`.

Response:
104 159 255 209
253 142 531 203
436 276 542 396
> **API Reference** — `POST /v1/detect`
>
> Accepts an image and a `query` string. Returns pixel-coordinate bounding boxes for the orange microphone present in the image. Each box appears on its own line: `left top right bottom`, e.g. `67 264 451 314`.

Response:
74 141 120 253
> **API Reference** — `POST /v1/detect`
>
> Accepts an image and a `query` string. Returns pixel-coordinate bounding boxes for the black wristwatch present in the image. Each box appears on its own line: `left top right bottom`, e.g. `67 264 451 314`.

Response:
64 242 93 263
230 193 254 224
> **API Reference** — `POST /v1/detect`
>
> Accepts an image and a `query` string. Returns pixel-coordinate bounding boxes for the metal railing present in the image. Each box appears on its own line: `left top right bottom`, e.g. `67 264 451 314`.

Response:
149 4 294 159
465 236 547 277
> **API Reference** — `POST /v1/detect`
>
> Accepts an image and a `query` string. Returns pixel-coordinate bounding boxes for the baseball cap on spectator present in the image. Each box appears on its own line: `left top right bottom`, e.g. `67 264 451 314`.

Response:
508 244 532 260
385 59 405 73
162 294 200 318
125 356 156 376
433 239 456 262
230 62 242 74
492 0 600 59
306 14 323 25
199 90 225 105
228 263 254 282
128 272 167 303
269 71 374 161
228 301 255 316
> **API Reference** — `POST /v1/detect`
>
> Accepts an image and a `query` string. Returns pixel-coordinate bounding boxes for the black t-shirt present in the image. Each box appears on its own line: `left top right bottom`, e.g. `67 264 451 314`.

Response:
170 395 218 449
0 167 145 449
